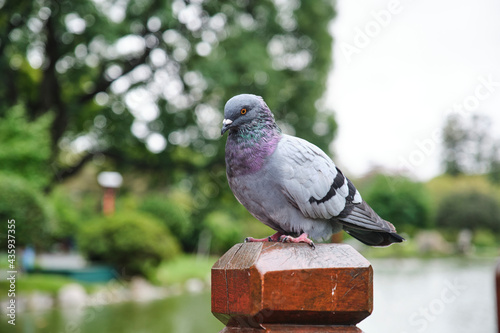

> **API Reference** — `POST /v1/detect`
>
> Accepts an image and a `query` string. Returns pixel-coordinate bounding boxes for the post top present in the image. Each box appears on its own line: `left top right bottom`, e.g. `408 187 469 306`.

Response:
212 242 370 273
212 242 373 329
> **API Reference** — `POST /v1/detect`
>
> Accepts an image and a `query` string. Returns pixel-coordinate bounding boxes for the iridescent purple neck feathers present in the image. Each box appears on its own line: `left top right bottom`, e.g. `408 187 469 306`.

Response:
225 107 282 177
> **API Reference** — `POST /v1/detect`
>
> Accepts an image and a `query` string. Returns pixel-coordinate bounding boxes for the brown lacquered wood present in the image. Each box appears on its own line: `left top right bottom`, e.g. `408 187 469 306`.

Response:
212 243 372 332
219 324 363 332
496 260 500 333
331 232 343 244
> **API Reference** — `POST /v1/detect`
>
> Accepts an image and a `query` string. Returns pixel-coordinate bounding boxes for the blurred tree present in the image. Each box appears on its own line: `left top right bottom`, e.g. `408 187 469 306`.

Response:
1 0 336 252
489 142 500 184
442 114 467 176
442 113 496 176
0 0 336 186
363 174 432 232
436 191 500 233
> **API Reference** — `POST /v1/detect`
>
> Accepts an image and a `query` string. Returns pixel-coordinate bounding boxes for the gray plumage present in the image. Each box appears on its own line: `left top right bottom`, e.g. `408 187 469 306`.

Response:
222 94 404 246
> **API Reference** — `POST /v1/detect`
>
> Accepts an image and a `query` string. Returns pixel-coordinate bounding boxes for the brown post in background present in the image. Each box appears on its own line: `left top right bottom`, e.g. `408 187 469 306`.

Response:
212 242 373 332
331 231 343 244
496 260 500 333
102 187 116 216
97 171 123 216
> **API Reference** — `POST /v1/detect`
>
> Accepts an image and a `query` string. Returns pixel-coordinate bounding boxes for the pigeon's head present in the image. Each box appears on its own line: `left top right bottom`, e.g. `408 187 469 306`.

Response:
221 94 272 135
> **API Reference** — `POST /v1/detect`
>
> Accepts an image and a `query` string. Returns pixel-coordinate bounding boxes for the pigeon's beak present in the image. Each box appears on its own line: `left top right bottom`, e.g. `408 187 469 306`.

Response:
221 118 233 135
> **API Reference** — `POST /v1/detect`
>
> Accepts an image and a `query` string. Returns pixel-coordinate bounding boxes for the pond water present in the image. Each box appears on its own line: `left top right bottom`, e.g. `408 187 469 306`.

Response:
2 257 496 333
361 257 496 333
3 291 224 333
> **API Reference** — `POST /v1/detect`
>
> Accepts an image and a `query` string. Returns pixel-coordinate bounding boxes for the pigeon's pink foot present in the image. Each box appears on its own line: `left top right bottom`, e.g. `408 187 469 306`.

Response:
280 233 316 249
245 232 283 243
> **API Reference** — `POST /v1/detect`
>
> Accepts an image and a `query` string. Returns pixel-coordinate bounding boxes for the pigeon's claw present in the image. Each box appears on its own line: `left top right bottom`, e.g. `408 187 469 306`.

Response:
280 233 315 249
244 237 266 243
245 232 283 243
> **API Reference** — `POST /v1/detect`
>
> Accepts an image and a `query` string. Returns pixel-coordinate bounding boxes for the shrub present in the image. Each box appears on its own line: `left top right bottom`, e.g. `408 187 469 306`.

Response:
0 173 52 249
0 105 52 190
435 191 500 233
202 211 242 254
473 229 497 247
426 174 500 208
138 194 193 250
363 175 433 231
77 211 180 277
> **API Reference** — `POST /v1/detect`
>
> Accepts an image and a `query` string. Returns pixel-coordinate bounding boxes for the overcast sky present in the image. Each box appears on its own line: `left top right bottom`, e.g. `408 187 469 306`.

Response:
325 0 500 180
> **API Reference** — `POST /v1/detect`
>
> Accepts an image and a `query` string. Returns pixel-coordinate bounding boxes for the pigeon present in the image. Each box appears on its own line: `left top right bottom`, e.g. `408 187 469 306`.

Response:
221 94 404 248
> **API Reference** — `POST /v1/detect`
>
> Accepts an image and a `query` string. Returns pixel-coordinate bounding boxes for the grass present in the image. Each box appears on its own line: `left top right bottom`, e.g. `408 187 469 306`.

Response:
358 236 500 259
0 254 217 297
154 254 218 286
0 273 80 295
0 253 218 296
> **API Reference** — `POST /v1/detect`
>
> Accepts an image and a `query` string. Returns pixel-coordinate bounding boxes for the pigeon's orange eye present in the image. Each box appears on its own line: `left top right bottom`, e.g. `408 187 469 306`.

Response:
240 108 247 115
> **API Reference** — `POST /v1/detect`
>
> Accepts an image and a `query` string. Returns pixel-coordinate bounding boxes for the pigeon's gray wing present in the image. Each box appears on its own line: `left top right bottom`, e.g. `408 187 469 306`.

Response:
276 135 403 241
277 135 362 220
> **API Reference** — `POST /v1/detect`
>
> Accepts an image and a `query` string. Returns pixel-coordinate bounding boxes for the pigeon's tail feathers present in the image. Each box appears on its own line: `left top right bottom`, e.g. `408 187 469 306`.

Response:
338 200 405 246
338 200 397 233
344 227 405 246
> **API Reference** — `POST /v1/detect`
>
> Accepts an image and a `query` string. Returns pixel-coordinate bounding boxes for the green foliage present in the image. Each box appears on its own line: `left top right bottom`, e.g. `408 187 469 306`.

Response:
202 211 243 254
138 194 193 250
0 104 52 190
77 211 180 277
435 191 500 233
364 175 433 231
1 0 336 191
426 174 500 211
0 173 52 249
48 187 82 239
154 255 217 286
473 229 498 248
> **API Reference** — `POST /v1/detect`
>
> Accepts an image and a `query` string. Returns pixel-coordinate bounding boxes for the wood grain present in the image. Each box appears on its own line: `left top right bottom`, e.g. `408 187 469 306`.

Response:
212 243 372 332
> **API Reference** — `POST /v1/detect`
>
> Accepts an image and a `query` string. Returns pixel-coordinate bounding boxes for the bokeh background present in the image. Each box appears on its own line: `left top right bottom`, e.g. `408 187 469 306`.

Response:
0 0 498 332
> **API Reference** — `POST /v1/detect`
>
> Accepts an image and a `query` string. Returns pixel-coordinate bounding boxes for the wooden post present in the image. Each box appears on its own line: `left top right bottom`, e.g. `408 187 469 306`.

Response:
331 232 343 244
212 243 373 332
496 260 500 333
102 187 116 216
